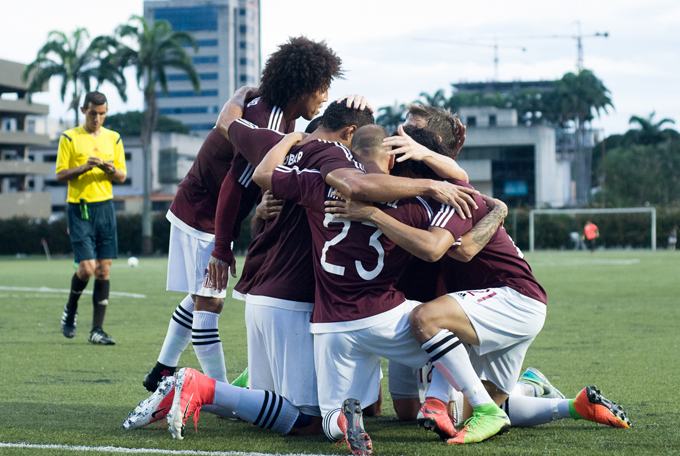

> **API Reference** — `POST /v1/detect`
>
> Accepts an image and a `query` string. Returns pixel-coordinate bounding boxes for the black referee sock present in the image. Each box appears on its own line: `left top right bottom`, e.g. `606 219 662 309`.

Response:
92 279 110 331
67 273 89 314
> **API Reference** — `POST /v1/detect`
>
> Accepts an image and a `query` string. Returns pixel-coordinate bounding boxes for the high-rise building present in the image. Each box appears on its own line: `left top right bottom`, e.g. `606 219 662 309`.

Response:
143 0 261 138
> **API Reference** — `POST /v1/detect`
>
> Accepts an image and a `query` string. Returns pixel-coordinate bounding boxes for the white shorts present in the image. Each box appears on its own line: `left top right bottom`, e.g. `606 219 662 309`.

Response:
245 297 319 416
314 300 429 417
448 287 546 394
166 224 226 298
388 359 432 402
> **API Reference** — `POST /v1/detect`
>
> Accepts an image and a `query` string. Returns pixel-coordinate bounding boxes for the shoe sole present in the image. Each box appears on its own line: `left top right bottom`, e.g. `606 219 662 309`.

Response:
342 399 372 455
167 368 187 440
123 376 175 430
585 386 633 428
417 417 453 441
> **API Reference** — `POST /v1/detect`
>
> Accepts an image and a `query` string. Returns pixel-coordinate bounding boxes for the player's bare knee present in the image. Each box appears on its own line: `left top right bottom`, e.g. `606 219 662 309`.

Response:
193 295 224 313
409 304 437 342
77 261 96 280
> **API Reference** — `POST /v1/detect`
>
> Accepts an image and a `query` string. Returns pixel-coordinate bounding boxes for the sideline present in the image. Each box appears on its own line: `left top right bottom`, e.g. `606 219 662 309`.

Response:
0 442 332 456
0 285 146 299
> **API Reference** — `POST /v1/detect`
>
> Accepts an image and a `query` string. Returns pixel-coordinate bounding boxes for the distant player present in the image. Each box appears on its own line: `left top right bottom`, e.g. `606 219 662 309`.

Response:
584 221 599 253
57 91 126 345
143 37 344 393
668 225 677 250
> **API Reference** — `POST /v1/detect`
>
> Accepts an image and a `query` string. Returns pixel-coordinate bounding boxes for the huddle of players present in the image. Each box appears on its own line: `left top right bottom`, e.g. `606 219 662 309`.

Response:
124 37 632 453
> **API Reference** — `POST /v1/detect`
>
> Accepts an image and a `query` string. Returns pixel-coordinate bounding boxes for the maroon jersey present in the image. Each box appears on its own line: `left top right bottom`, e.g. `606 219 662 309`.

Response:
232 133 363 304
270 165 433 325
168 98 293 234
433 180 547 304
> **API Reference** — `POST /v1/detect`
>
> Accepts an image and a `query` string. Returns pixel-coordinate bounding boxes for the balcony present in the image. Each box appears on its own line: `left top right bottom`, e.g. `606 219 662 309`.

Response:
0 98 49 117
0 130 50 147
0 160 51 177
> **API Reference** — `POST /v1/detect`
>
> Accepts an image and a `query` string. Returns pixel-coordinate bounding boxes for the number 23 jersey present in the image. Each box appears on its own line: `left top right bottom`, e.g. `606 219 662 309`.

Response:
270 165 434 327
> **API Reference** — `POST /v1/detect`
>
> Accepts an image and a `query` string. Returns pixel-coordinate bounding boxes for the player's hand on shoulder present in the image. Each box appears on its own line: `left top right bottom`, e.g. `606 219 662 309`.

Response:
384 125 432 162
338 94 374 113
480 195 507 216
429 181 479 220
325 191 375 222
208 254 236 293
256 190 284 221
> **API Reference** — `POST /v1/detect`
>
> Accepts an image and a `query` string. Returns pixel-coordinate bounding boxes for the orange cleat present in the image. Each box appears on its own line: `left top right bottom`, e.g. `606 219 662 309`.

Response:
570 386 632 428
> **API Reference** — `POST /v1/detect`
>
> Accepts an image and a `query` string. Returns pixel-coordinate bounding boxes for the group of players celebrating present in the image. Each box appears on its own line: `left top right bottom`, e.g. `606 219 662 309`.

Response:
122 37 632 454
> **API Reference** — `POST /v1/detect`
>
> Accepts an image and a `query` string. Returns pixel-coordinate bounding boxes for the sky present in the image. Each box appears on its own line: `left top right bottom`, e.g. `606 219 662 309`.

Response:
2 0 679 136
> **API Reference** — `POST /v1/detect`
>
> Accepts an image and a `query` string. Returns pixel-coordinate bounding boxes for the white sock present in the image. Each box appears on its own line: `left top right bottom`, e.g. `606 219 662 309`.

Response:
426 367 453 403
157 295 194 367
500 395 572 427
512 382 540 397
192 311 228 384
322 408 344 442
421 330 493 407
213 382 299 434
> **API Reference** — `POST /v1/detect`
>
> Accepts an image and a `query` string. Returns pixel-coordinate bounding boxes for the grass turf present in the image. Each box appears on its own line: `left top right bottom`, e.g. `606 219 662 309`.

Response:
0 250 678 455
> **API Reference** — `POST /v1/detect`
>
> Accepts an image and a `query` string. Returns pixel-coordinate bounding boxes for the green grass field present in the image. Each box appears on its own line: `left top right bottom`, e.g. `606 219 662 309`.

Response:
0 251 679 455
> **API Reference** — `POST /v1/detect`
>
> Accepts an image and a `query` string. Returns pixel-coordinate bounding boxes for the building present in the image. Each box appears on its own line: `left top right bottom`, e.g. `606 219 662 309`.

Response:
143 0 261 138
31 132 205 215
0 58 52 219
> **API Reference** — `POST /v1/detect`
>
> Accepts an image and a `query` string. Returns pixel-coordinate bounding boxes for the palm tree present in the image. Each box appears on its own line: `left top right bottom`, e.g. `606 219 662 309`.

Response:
376 102 406 132
418 89 447 108
543 69 613 129
114 15 199 255
629 112 675 145
22 28 126 125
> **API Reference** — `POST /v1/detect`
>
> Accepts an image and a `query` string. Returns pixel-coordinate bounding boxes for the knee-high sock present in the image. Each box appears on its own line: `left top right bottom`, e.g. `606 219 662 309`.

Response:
213 381 299 434
426 367 454 403
158 295 194 367
501 395 571 427
512 381 541 397
67 273 88 314
421 330 493 407
192 311 228 384
322 408 344 442
92 279 109 331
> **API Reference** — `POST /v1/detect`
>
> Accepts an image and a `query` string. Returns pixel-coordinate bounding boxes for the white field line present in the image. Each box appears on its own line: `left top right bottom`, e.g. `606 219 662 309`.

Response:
0 286 146 299
0 442 334 456
533 259 641 267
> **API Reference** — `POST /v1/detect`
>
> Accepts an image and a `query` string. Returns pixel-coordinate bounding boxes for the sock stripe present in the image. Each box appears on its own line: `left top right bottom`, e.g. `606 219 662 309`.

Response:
192 328 219 333
266 395 284 429
191 340 221 346
323 408 342 442
260 393 278 428
191 333 219 339
430 339 462 363
171 315 192 330
424 333 457 354
175 305 193 320
253 391 270 427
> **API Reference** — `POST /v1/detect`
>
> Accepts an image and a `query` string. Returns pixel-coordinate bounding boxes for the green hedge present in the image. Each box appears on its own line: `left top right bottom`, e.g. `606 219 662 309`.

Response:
0 207 677 256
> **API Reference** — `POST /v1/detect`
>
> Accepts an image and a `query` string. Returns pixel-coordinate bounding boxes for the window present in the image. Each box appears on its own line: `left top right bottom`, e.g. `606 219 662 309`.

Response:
44 154 58 162
125 153 132 162
239 41 255 50
154 6 219 31
489 115 497 127
239 75 255 83
239 25 254 34
167 73 218 81
182 39 218 47
27 119 36 133
152 201 171 212
239 58 254 67
158 106 219 115
113 200 125 212
467 116 477 127
157 90 218 98
239 8 255 18
193 56 218 64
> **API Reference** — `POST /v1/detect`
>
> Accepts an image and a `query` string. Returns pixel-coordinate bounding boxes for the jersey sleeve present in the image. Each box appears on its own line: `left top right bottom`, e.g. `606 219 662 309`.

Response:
317 144 364 179
113 135 126 175
429 201 473 241
270 165 325 209
56 133 74 174
229 119 286 166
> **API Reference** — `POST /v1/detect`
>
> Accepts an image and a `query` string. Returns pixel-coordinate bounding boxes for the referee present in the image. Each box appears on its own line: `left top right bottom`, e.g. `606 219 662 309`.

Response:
56 92 126 345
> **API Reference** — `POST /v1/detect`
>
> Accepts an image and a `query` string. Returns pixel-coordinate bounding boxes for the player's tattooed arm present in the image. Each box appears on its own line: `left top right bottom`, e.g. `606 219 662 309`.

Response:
252 132 305 190
215 85 259 140
250 190 284 237
447 196 507 262
383 125 469 182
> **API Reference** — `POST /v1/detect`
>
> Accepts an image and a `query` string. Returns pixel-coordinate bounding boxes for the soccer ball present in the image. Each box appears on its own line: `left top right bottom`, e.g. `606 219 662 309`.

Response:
128 257 139 267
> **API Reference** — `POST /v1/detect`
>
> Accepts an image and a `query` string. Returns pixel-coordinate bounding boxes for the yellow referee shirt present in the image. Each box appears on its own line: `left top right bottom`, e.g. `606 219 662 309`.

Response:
56 126 127 203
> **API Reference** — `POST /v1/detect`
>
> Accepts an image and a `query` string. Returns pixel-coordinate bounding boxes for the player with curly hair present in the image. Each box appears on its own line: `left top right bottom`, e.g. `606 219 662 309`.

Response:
142 37 345 398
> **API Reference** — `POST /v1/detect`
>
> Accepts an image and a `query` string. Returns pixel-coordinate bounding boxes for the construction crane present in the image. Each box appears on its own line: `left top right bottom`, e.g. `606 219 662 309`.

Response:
414 37 526 81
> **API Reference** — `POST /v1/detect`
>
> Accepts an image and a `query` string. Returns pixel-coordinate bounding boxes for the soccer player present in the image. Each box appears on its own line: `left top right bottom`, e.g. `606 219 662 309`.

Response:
328 157 632 445
584 221 599 253
57 91 126 345
142 37 343 393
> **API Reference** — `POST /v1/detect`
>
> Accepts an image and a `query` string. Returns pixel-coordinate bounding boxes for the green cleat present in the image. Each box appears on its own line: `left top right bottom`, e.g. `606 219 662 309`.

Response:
446 403 510 445
230 367 249 388
518 367 565 399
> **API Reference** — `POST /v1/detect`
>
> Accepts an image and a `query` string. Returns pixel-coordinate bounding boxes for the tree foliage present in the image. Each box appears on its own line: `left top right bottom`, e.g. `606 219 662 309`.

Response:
104 111 190 136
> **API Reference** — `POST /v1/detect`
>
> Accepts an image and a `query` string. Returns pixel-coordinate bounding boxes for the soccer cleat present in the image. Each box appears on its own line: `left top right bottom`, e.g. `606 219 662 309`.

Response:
446 405 510 445
230 366 249 388
570 386 632 428
60 306 77 338
417 397 457 440
88 328 115 345
166 368 216 440
143 364 177 393
123 376 176 429
338 398 372 455
518 367 565 399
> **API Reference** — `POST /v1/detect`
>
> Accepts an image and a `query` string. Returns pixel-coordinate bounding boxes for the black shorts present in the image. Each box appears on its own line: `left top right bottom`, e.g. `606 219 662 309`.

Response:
67 199 118 263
